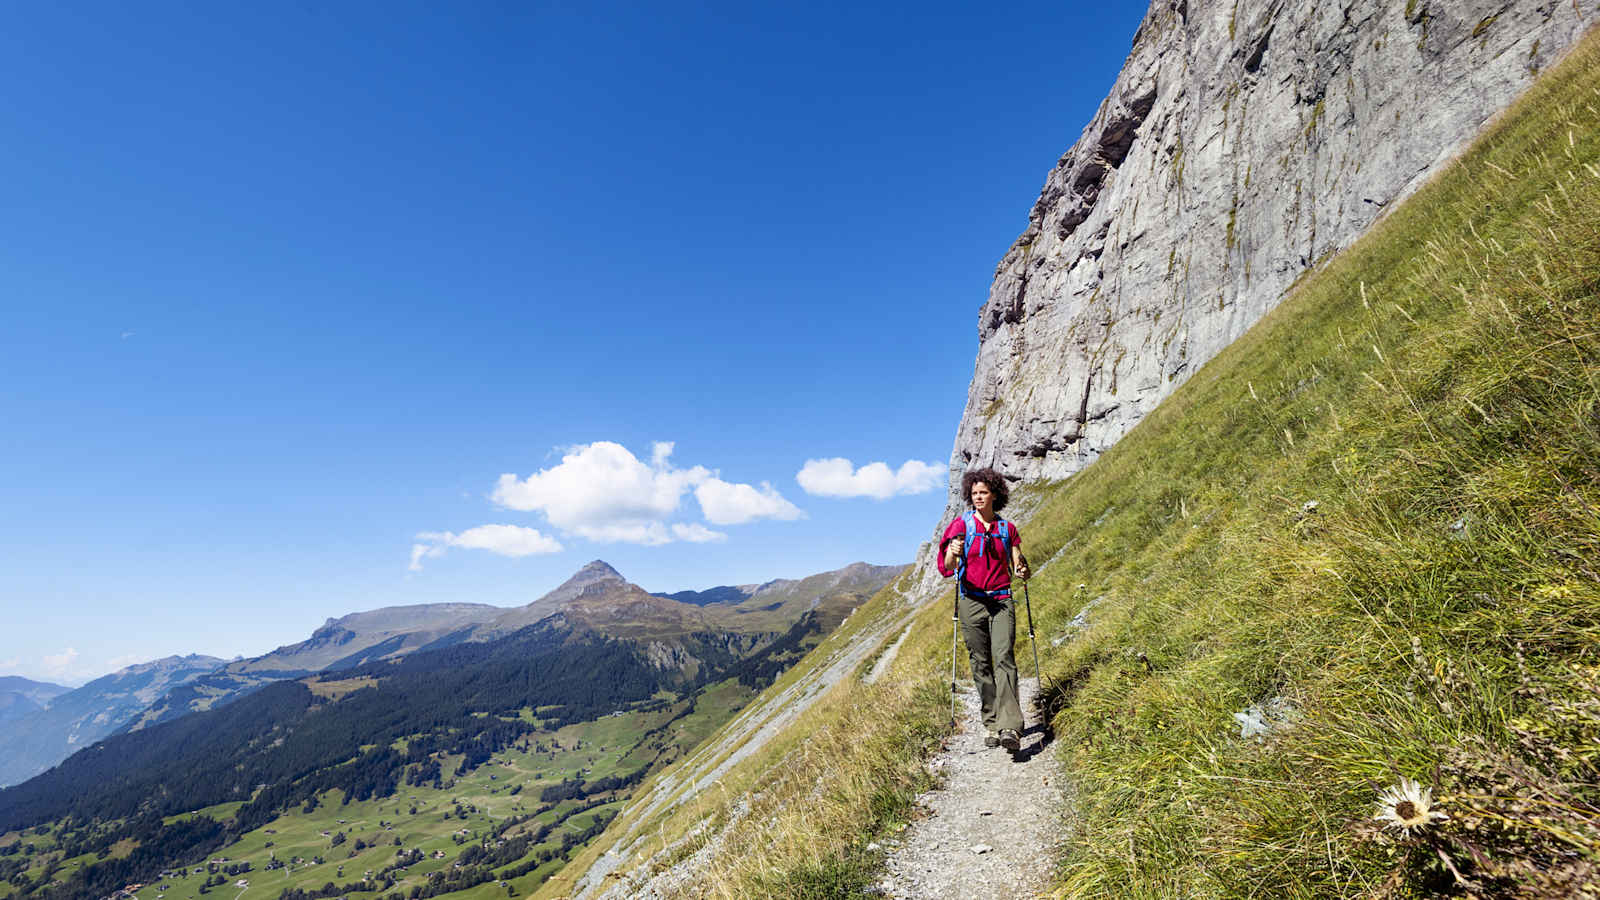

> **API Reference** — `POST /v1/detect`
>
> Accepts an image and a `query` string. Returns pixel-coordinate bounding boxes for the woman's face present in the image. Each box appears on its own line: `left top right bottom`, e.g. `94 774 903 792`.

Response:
970 481 994 515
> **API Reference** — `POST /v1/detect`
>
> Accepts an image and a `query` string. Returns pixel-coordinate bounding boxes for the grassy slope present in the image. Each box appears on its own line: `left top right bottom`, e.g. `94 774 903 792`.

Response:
1029 28 1600 897
544 26 1600 899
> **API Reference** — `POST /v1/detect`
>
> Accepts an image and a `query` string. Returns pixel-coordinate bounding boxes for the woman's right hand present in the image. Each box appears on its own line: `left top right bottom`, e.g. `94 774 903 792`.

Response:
944 537 964 568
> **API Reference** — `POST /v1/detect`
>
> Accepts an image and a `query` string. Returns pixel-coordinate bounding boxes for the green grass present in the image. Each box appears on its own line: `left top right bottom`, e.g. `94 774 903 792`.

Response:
163 801 247 826
538 24 1600 900
119 779 527 900
0 824 62 899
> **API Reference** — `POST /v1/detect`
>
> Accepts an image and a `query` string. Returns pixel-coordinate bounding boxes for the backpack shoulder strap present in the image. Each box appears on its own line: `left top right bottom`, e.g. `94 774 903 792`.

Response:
995 518 1012 556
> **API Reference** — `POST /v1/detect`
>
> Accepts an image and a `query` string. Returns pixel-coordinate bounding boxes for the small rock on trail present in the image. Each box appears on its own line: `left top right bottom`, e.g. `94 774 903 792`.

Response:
878 677 1069 899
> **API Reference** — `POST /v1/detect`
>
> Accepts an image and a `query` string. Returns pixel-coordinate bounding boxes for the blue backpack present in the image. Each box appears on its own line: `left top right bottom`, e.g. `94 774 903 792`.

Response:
957 511 1013 598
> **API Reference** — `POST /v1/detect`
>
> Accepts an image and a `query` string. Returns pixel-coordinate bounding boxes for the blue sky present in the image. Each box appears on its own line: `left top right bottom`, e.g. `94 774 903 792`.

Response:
1 1 1149 685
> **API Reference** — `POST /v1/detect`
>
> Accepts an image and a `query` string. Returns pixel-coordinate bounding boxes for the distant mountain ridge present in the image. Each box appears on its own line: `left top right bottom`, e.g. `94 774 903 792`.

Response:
126 559 905 731
0 676 70 706
652 562 907 621
654 584 752 606
221 600 506 676
0 692 44 726
121 600 508 732
0 655 223 787
0 676 70 726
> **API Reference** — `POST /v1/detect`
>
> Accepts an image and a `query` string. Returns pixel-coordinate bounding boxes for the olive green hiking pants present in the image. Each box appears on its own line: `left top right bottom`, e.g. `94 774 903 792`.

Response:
958 590 1024 734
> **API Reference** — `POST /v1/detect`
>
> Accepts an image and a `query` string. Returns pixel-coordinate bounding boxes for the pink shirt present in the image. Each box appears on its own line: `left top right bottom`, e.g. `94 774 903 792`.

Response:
936 515 1020 592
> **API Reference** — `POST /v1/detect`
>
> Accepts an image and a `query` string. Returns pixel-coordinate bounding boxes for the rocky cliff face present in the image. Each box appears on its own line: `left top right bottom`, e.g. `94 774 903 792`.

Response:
947 0 1597 507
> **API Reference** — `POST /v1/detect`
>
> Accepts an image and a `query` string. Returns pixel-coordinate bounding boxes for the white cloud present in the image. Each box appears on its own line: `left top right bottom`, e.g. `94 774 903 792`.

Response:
571 521 675 546
694 478 805 526
489 441 800 544
410 524 563 571
41 648 80 677
796 458 944 500
672 523 728 543
492 441 709 543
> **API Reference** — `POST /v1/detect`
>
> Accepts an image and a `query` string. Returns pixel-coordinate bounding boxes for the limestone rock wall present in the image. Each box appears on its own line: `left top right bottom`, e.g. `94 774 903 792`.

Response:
946 0 1597 514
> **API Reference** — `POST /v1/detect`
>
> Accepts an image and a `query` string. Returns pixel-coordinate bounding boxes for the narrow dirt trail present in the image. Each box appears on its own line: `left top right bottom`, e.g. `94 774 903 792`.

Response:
878 677 1070 899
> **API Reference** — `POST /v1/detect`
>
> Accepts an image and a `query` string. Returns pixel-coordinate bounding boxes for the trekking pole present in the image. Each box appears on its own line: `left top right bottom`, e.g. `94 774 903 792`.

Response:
951 552 963 729
1023 580 1041 683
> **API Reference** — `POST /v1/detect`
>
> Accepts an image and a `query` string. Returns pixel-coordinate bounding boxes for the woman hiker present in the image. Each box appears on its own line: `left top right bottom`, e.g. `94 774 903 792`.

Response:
937 466 1031 752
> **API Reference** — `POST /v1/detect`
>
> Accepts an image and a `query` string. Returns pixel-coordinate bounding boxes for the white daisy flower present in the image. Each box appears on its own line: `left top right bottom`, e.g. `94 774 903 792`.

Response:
1374 777 1448 835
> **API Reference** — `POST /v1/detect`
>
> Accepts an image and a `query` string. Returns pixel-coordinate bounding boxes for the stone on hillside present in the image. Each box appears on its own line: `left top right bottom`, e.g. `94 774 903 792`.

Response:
1233 696 1299 741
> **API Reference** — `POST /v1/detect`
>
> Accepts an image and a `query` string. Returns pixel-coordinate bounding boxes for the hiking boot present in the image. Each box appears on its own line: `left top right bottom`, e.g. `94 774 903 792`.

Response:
999 728 1021 751
983 732 1000 748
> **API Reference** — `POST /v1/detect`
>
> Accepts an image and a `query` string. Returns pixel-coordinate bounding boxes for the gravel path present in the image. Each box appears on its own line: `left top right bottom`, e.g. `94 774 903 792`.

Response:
865 624 913 685
877 677 1069 899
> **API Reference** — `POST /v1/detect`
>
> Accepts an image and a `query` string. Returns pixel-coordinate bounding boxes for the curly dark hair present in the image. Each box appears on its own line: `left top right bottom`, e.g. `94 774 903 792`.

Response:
960 467 1010 512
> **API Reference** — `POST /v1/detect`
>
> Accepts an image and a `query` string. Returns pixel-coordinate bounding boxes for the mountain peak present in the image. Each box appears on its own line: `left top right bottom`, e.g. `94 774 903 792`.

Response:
114 654 226 677
549 560 626 595
512 560 629 617
479 560 636 636
575 559 623 580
